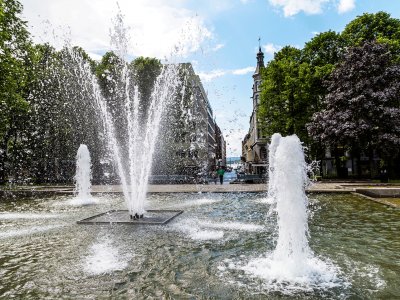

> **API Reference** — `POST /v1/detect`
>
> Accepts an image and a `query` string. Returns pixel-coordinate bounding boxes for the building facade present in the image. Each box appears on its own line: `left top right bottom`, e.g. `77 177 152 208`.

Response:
215 124 227 168
242 46 268 175
153 63 224 177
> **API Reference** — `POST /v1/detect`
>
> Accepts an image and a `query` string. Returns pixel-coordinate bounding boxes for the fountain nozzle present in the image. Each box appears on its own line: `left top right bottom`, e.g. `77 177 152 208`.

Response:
130 213 144 220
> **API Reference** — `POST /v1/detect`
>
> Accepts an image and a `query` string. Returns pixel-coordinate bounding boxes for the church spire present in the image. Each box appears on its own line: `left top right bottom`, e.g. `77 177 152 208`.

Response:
254 37 264 75
257 37 264 68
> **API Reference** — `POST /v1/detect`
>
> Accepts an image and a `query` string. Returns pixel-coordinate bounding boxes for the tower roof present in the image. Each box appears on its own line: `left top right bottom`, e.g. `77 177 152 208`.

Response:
254 40 264 76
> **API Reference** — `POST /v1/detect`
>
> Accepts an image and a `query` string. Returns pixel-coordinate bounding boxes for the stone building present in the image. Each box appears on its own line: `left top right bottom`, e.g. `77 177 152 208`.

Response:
241 46 268 175
215 124 227 168
153 63 223 177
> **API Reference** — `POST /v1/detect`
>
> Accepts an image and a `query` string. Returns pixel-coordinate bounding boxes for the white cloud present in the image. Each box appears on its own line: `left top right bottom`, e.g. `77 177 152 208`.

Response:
263 43 282 56
268 0 356 17
232 66 254 75
311 31 320 36
338 0 355 14
20 0 213 59
212 43 225 51
87 52 103 61
199 66 254 81
198 70 228 82
268 0 328 17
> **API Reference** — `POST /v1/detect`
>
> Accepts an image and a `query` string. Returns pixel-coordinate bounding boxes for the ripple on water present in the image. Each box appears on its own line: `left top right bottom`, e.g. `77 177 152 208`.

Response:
0 225 63 239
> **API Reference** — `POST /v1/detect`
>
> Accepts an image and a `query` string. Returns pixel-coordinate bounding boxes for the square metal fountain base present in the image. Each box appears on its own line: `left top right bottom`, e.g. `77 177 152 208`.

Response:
77 209 183 225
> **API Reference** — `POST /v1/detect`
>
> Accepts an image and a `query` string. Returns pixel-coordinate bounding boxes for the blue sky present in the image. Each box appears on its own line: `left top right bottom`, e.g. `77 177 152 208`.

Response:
21 0 400 156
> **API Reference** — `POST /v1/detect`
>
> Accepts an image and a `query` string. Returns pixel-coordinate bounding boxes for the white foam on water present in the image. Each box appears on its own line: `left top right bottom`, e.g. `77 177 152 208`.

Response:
170 219 224 241
190 230 224 241
171 218 262 240
342 260 386 291
256 197 275 205
170 197 221 209
67 196 98 206
84 238 129 275
0 213 60 220
198 221 263 232
0 225 63 239
242 254 341 293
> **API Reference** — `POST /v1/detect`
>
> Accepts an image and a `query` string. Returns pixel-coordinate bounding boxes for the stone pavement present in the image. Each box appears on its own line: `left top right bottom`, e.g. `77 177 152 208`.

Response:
91 181 399 194
1 181 399 194
1 181 399 208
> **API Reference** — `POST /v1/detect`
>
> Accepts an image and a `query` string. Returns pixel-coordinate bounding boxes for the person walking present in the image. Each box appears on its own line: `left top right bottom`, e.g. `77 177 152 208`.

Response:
217 167 225 185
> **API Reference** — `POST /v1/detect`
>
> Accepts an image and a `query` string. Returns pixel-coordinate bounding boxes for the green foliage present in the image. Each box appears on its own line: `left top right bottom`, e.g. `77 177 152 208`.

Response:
302 31 345 66
0 0 32 183
258 46 312 143
130 56 161 101
258 11 400 172
307 41 400 156
342 11 400 45
129 56 161 123
342 11 400 60
258 34 345 146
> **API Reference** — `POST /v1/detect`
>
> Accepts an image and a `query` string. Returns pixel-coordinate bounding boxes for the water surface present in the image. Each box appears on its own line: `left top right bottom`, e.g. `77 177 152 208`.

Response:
0 192 399 299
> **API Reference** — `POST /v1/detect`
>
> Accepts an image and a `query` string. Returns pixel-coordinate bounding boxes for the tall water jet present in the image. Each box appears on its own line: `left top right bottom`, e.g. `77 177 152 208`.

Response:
272 135 311 269
60 11 181 219
72 144 95 205
244 134 339 292
267 133 282 202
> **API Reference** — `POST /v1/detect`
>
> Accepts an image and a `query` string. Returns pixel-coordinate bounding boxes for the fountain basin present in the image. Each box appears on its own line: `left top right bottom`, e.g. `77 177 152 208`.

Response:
77 209 183 225
356 188 400 198
0 192 399 298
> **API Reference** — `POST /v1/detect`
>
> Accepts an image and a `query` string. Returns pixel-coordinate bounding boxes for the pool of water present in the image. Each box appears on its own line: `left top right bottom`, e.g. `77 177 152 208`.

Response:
0 192 399 299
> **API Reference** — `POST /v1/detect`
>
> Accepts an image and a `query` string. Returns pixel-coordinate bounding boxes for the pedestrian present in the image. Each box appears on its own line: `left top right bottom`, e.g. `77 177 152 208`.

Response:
217 167 225 185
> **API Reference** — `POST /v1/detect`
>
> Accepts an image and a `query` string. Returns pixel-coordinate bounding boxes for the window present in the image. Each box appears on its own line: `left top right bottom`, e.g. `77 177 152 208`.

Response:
256 81 261 91
260 147 267 159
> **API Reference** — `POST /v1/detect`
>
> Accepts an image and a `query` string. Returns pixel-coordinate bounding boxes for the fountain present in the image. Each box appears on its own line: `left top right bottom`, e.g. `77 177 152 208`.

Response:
69 144 97 206
61 12 182 223
243 134 340 292
69 144 96 206
0 6 398 299
266 132 281 203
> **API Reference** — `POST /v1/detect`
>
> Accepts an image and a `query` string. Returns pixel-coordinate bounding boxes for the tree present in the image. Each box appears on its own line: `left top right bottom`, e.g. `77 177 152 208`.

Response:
0 0 32 183
259 46 313 143
342 11 400 59
307 41 400 177
130 56 161 123
301 31 346 162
